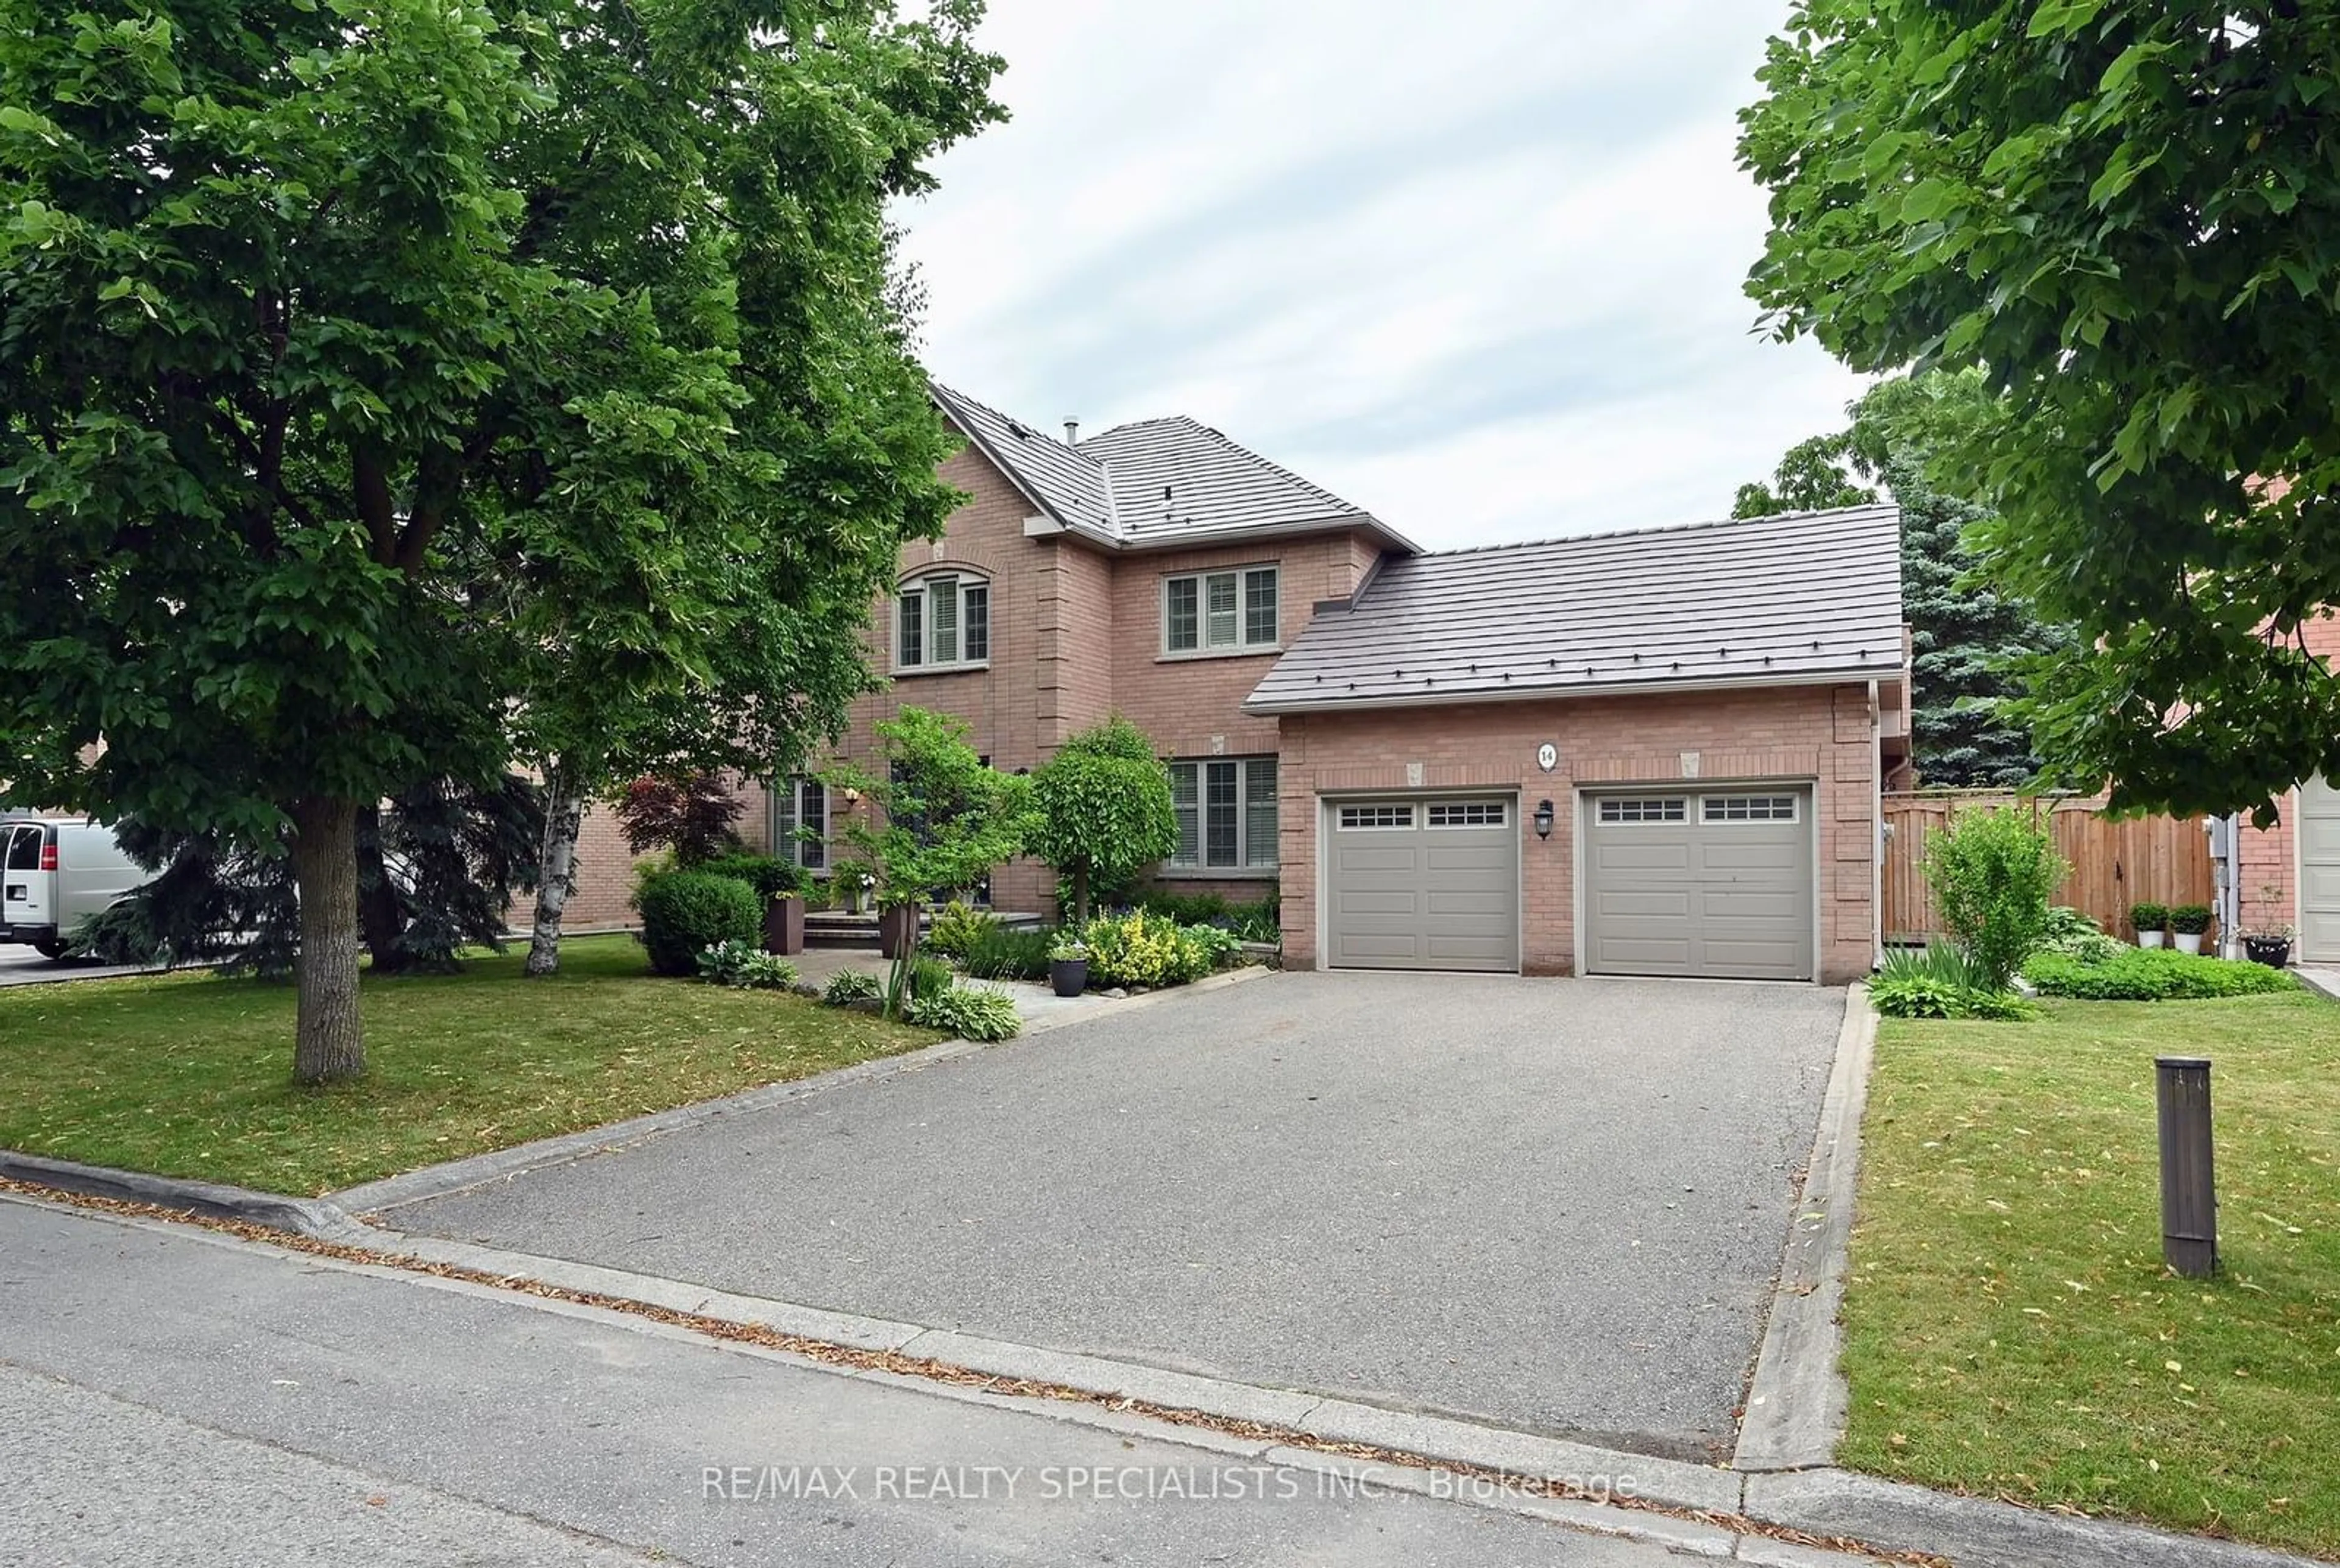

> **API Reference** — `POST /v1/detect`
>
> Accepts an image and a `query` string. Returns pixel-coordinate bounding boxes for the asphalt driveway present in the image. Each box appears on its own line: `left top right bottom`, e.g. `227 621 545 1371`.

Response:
382 971 1843 1460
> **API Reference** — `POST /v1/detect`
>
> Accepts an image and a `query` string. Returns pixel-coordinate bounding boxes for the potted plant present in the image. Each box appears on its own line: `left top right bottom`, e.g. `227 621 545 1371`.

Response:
761 865 808 956
877 893 921 960
2243 922 2294 969
2169 903 2211 955
2130 901 2168 949
1049 937 1090 998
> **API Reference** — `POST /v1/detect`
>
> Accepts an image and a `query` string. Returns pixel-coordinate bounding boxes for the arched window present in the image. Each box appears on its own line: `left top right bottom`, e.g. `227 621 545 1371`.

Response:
896 572 990 672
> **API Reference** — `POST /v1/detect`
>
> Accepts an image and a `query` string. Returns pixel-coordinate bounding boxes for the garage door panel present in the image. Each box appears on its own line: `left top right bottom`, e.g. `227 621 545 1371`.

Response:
2299 776 2340 963
1595 842 1693 873
1701 888 1803 919
1595 936 1694 970
1326 797 1519 973
1597 889 1692 918
1584 789 1814 981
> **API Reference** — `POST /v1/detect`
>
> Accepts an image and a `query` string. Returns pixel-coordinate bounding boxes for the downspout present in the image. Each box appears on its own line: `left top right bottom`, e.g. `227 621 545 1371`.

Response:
1870 680 1885 972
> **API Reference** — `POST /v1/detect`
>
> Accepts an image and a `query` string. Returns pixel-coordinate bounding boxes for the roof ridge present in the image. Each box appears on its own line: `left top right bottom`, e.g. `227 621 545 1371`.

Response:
1414 503 1898 561
930 380 1104 473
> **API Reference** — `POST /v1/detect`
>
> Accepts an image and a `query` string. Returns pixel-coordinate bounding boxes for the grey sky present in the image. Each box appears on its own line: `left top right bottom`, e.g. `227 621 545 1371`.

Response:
892 1 1867 553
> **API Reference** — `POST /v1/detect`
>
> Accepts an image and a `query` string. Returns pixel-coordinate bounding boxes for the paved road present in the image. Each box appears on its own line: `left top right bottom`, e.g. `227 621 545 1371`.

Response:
0 945 158 986
2 1194 1844 1568
386 971 1845 1458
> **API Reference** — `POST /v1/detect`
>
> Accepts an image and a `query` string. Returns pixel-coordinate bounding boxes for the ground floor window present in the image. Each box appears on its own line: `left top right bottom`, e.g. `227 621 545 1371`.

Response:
773 776 828 872
1168 757 1277 871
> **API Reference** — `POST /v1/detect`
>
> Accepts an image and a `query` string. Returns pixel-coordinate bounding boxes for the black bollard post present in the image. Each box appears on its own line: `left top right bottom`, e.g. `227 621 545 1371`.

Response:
2156 1057 2218 1279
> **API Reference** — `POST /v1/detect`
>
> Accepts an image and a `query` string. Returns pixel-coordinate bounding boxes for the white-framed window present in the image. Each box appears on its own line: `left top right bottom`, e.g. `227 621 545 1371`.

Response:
1336 803 1415 831
1169 757 1277 870
772 776 829 872
1427 801 1508 829
896 573 989 672
1597 796 1687 825
1163 566 1278 655
1702 793 1799 823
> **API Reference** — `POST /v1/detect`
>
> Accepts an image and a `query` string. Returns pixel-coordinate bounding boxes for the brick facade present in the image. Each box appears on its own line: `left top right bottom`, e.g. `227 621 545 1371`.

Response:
564 436 1889 982
1275 684 1881 983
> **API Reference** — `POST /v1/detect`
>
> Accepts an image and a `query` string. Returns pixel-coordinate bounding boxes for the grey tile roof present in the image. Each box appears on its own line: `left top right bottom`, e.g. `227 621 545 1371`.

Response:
1244 504 1906 714
929 382 1115 532
929 382 1415 553
1077 414 1395 545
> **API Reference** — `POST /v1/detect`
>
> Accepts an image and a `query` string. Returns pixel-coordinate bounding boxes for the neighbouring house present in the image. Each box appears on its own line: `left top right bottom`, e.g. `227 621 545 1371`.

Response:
2230 609 2340 962
566 384 1912 983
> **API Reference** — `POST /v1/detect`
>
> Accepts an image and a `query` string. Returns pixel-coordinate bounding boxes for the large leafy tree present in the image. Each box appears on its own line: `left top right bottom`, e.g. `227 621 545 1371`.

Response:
1740 3 2340 820
0 0 1001 1078
1737 372 2073 786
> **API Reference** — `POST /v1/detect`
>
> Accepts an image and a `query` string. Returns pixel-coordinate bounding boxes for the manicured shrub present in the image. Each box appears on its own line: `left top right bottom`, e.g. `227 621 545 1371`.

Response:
698 853 801 903
636 870 761 977
1133 889 1230 924
963 926 1054 982
1029 716 1182 923
924 899 1001 962
1921 806 2066 992
2129 901 2168 936
2021 946 2297 1001
1082 910 1211 988
821 969 882 1006
2169 903 2213 935
907 981 1023 1041
695 940 799 989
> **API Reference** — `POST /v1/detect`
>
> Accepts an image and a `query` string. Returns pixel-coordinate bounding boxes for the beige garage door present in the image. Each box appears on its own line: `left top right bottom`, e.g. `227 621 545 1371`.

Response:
2298 776 2340 963
1582 789 1815 981
1324 796 1519 972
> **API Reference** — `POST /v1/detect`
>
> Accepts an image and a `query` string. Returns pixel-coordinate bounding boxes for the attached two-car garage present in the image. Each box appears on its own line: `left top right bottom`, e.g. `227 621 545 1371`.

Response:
1321 786 1817 982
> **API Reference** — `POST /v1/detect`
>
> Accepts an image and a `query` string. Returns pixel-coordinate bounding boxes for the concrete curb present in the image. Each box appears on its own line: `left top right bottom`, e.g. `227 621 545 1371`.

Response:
1733 982 1876 1472
1744 1469 2324 1568
333 963 1275 1216
0 1150 370 1243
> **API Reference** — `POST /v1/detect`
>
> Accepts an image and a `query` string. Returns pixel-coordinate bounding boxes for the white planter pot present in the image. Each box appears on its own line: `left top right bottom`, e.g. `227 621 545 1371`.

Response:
2174 932 2204 955
2139 931 2166 949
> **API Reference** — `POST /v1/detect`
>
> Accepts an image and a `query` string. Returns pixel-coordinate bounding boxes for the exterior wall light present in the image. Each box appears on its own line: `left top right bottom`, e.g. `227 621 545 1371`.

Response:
1533 799 1555 839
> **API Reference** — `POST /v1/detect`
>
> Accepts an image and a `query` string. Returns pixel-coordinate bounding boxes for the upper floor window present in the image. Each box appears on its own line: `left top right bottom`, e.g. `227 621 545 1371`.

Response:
897 573 989 672
1163 566 1278 656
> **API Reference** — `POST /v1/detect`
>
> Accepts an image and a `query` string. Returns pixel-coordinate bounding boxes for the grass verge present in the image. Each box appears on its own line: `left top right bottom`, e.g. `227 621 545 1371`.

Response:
0 935 938 1196
1843 990 2340 1556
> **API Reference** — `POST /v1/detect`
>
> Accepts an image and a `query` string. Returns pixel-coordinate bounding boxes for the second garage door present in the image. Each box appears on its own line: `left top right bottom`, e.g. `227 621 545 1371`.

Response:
1581 788 1815 981
1324 796 1519 972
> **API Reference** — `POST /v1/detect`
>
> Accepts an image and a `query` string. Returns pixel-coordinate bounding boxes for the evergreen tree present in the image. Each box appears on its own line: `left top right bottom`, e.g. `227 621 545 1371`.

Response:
1736 372 2071 787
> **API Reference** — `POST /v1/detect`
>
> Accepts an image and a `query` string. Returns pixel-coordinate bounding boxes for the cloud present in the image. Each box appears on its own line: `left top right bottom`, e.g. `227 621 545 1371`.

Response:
893 0 1868 550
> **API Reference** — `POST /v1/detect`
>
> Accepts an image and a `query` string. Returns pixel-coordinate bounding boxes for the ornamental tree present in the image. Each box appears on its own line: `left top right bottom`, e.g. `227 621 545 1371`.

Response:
1029 715 1180 923
829 708 1030 1010
1740 2 2340 820
0 0 1001 1076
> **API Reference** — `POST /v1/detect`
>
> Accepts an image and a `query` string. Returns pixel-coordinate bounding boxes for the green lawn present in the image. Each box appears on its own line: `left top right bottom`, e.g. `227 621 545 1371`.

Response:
0 935 937 1196
1845 990 2340 1557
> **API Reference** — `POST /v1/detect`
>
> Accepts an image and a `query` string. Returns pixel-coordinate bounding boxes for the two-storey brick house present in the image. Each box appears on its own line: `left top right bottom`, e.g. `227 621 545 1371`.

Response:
569 383 1910 984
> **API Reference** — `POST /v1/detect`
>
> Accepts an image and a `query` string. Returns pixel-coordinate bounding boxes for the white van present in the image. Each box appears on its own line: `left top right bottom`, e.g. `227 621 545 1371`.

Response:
0 816 146 959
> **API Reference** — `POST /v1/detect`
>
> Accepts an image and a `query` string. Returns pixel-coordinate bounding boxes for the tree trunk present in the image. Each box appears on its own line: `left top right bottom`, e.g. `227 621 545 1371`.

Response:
354 802 408 974
526 763 584 978
290 796 366 1084
1072 864 1090 926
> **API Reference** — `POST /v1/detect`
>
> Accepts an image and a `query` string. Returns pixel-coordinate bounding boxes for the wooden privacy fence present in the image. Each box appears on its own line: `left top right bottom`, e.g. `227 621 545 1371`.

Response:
1882 790 2214 943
